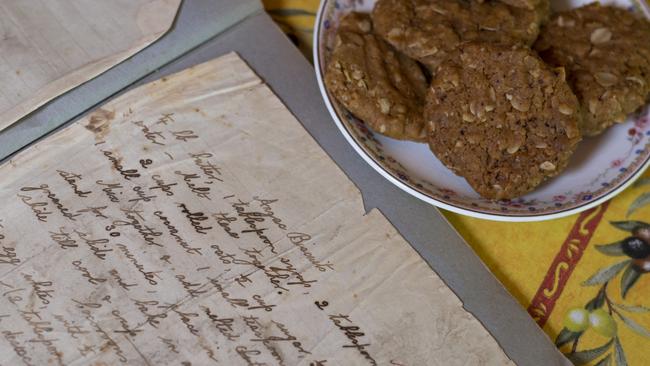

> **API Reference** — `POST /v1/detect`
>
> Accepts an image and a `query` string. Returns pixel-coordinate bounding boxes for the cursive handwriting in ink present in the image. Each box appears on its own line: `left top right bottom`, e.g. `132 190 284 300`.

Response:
177 203 212 234
101 149 140 180
57 170 92 197
133 120 165 145
150 175 177 196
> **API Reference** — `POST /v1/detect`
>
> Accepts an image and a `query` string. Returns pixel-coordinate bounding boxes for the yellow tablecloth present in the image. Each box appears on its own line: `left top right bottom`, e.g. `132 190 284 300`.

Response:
263 1 650 364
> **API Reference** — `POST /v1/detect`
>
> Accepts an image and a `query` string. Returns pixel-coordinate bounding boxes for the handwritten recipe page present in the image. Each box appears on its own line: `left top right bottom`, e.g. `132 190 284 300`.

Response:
0 53 513 366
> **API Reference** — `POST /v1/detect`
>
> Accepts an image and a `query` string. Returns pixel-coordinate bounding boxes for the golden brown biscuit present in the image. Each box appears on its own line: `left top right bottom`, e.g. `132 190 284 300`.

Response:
497 0 542 10
474 0 543 9
534 4 650 136
425 43 582 199
372 0 549 70
325 13 428 141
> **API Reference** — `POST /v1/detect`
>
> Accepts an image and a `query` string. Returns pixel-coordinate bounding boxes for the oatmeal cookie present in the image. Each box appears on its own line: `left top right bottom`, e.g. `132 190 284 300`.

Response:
474 0 542 9
425 43 582 199
372 0 549 70
497 0 543 10
325 13 428 141
534 3 650 136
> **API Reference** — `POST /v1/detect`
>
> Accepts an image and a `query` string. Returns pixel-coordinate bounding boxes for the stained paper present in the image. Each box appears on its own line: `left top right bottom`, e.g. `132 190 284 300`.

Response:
0 0 181 131
0 53 513 366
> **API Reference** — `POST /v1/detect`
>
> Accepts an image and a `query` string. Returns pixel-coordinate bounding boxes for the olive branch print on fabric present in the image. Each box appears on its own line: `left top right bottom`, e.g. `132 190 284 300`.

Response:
556 179 650 366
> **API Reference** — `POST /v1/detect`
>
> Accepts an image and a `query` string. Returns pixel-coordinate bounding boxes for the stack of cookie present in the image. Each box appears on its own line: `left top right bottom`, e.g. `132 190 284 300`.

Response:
324 0 650 200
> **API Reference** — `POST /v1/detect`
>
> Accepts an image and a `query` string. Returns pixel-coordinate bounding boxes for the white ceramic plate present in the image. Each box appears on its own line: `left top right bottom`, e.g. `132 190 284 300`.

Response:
314 0 650 221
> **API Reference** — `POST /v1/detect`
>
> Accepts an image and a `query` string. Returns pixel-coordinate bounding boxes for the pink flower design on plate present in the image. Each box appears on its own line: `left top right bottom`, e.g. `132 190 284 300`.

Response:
611 159 623 168
439 188 456 196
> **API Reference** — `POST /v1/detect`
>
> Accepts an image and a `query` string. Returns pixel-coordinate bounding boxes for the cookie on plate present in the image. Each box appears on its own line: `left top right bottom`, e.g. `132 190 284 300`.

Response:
497 0 542 10
372 0 549 70
425 43 582 200
534 3 650 136
474 0 542 9
324 13 428 141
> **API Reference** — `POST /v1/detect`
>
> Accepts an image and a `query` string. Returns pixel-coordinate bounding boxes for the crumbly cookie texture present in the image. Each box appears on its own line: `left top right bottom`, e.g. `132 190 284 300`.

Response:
534 3 650 136
372 0 549 70
425 43 582 200
474 0 542 9
324 13 428 142
497 0 542 10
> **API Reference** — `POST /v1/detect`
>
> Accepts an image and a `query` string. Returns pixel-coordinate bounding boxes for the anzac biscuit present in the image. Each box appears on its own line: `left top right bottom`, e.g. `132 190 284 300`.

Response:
325 13 428 141
474 0 542 9
425 43 581 199
372 0 549 70
497 0 543 10
534 4 650 136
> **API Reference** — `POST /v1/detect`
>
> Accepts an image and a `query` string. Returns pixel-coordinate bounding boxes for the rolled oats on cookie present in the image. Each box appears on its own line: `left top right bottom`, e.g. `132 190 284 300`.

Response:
425 43 581 199
372 0 549 70
325 13 428 141
497 0 542 10
534 3 650 136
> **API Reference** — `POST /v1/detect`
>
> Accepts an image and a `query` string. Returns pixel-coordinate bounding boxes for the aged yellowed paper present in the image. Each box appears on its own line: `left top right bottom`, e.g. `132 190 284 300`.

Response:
0 0 181 132
0 53 513 365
